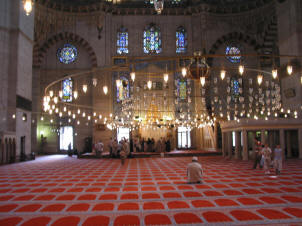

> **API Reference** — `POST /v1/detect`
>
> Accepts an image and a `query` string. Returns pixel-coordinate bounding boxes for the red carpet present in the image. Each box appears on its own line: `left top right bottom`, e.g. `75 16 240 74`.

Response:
0 155 302 225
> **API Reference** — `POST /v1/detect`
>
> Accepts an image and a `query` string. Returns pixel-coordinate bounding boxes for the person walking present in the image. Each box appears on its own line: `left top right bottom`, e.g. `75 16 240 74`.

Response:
274 145 282 175
253 140 262 169
262 144 272 174
187 156 203 184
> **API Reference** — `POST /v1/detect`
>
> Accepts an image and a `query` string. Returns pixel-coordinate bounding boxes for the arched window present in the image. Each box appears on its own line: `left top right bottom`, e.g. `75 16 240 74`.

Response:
177 79 187 100
226 45 241 63
176 26 187 54
231 78 240 99
117 27 129 55
57 44 77 64
62 78 73 102
143 23 162 54
117 77 130 102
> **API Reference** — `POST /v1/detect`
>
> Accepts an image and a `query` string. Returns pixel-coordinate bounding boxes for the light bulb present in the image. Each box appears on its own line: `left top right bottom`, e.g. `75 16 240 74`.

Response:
63 106 67 112
287 65 293 75
103 85 108 95
181 67 187 77
53 96 58 104
73 91 78 99
92 78 98 87
130 72 135 82
272 69 278 79
49 90 54 97
163 73 169 82
220 70 226 80
239 65 244 75
82 84 88 93
116 79 121 88
59 91 63 98
200 76 206 87
257 74 263 85
24 0 33 16
147 80 152 90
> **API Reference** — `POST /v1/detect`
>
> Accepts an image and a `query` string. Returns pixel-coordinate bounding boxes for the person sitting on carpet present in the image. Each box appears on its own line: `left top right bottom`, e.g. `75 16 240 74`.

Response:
187 156 203 184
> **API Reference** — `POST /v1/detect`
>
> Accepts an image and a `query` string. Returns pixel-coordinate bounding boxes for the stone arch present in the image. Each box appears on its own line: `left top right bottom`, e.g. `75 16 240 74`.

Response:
207 32 261 66
33 32 98 68
260 16 279 67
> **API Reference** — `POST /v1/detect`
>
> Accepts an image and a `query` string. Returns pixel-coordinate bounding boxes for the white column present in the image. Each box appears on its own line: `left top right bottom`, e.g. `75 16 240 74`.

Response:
280 129 285 159
286 131 292 158
298 129 302 159
242 130 248 160
228 132 233 159
235 131 241 159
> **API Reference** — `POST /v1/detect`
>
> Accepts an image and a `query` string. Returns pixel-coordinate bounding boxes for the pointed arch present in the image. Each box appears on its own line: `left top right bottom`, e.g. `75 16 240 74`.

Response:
33 32 98 67
207 32 261 66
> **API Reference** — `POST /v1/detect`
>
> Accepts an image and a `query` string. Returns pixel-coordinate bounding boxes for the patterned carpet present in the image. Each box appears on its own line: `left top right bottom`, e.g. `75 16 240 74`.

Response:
0 155 302 226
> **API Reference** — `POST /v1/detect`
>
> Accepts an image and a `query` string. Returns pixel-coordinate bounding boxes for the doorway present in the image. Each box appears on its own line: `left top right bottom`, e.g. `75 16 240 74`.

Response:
178 127 191 149
117 127 130 142
60 126 73 150
20 136 25 161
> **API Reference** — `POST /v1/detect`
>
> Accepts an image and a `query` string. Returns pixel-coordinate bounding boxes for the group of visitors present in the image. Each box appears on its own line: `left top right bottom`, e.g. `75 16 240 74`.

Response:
134 137 171 153
108 138 130 159
253 140 283 175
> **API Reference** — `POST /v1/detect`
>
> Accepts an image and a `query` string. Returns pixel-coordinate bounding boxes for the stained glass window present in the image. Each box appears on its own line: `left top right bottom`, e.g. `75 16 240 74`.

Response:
226 46 241 63
117 77 130 102
57 44 77 64
62 78 73 102
143 24 162 54
231 78 240 99
178 80 187 100
117 27 129 55
176 26 187 54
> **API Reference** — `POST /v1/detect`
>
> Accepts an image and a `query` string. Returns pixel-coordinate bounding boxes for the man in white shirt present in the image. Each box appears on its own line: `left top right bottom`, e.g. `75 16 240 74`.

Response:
187 156 203 184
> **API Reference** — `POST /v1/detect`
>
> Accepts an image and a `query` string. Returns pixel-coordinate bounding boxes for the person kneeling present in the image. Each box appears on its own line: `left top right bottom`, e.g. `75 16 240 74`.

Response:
187 156 203 184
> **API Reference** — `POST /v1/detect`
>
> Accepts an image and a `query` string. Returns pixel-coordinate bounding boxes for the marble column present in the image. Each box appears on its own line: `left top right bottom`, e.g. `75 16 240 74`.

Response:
227 132 233 159
298 129 302 159
222 132 226 157
235 131 241 159
214 122 218 150
268 131 274 149
286 131 292 158
261 129 266 145
242 130 248 160
251 131 256 159
279 129 285 159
